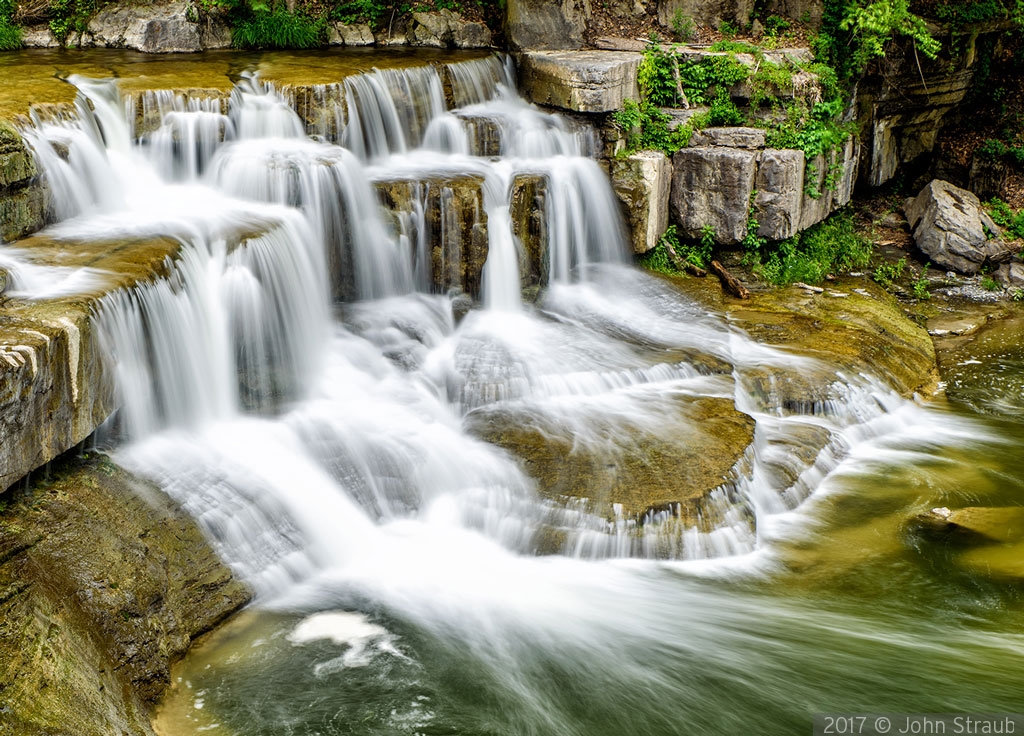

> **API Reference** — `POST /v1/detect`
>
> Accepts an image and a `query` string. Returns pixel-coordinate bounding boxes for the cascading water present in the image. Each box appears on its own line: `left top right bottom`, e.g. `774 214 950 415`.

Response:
10 50 1022 736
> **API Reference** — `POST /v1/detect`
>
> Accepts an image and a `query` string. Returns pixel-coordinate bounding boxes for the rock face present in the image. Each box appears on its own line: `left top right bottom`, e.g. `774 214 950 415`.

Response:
612 150 672 254
518 50 641 113
510 174 550 288
656 0 753 31
377 176 490 298
904 179 1012 275
407 10 492 48
84 0 204 52
0 455 250 736
0 122 49 242
506 0 590 50
856 34 984 188
671 133 857 245
672 146 757 245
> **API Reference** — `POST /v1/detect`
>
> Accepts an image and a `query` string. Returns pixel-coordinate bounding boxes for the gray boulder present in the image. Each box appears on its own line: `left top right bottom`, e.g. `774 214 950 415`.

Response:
612 151 672 254
336 22 375 45
86 0 202 52
905 180 1008 275
671 147 757 245
409 11 451 47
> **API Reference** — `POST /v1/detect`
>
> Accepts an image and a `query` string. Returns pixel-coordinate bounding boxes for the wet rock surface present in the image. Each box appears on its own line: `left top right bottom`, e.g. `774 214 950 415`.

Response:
0 454 250 736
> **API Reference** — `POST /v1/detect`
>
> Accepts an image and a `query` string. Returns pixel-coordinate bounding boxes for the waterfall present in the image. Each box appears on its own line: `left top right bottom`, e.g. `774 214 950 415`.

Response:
8 52 962 603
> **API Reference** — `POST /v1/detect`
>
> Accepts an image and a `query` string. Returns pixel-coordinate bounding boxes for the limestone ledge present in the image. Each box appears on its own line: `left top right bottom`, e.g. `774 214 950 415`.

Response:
0 234 182 491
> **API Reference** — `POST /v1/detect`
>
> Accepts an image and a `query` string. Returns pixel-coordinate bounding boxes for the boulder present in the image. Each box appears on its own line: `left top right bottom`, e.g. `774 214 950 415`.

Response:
671 146 757 245
506 0 590 50
408 11 452 47
85 0 203 52
450 18 492 48
518 50 641 114
611 150 672 254
995 261 1024 287
904 179 1010 275
20 23 58 47
198 7 233 49
337 22 375 46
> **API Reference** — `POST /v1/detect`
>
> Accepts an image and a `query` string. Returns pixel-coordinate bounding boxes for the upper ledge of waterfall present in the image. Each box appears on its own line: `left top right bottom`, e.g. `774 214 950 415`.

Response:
0 48 491 121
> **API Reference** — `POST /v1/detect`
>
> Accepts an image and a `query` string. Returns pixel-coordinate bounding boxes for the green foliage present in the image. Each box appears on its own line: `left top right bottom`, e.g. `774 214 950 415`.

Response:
638 46 684 107
912 263 931 300
745 209 871 285
332 0 387 24
762 14 791 35
677 53 750 106
749 59 793 108
232 9 326 49
817 0 939 82
48 0 96 44
700 224 716 250
708 40 761 54
935 0 1006 25
0 0 19 51
981 275 1002 291
708 88 746 126
742 194 767 252
638 225 713 275
613 99 692 155
1012 287 1024 302
0 19 19 50
873 257 906 288
719 19 738 37
986 197 1024 240
671 10 695 42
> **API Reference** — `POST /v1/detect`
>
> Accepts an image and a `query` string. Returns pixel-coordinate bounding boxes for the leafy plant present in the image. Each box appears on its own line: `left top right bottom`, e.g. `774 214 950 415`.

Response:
1012 287 1024 302
0 0 19 50
638 225 713 275
719 19 738 37
671 10 695 42
981 275 1002 291
873 257 906 288
912 263 931 300
985 197 1024 240
613 99 692 155
745 209 871 285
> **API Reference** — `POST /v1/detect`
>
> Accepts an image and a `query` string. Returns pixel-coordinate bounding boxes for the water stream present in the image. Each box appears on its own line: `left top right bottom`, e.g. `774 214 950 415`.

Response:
4 51 1024 735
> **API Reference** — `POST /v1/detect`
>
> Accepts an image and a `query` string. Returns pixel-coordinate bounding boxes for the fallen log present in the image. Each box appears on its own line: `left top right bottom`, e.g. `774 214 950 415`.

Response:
662 241 707 277
710 260 749 299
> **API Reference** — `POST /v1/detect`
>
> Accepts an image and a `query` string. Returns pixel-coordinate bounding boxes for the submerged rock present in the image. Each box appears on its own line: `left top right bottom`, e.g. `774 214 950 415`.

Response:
467 395 756 524
0 455 250 735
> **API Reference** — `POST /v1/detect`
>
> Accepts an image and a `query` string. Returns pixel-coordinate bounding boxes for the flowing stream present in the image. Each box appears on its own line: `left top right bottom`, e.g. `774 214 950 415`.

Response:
5 51 1024 735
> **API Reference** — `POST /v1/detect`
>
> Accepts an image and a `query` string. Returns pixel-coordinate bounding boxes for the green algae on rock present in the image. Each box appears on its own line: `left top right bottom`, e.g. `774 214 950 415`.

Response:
0 454 250 736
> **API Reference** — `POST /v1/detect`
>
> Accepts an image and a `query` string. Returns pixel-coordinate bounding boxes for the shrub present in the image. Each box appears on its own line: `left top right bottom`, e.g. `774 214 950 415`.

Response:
232 9 326 48
671 10 695 42
745 209 872 285
873 257 906 288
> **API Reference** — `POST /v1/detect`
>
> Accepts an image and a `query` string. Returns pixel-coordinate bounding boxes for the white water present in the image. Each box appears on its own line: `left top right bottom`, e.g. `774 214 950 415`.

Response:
11 54 985 614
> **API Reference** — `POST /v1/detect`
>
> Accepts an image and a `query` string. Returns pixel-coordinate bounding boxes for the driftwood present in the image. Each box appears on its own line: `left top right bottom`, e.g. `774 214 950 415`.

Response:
710 260 750 299
662 241 707 277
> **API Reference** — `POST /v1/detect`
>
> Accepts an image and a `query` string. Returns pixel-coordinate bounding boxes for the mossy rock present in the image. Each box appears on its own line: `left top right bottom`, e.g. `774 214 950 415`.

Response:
467 394 755 524
0 454 250 736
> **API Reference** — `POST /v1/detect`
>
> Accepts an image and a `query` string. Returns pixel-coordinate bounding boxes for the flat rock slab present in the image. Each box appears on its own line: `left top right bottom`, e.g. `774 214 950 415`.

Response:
518 50 642 113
